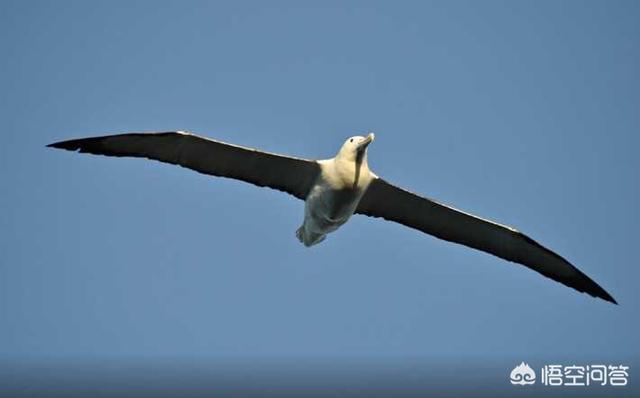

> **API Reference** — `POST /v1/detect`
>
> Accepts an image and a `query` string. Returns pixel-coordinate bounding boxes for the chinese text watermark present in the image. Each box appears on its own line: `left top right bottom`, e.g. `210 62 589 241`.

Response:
510 362 629 387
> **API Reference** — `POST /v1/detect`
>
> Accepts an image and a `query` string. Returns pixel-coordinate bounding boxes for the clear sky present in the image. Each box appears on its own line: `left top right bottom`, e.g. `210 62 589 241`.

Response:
1 0 638 395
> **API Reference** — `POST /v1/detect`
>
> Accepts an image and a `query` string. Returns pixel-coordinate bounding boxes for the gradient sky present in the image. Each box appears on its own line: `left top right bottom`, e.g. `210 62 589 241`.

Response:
1 0 638 374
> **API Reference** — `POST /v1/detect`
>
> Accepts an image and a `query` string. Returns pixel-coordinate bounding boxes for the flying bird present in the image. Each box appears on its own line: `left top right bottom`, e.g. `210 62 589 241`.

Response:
48 131 616 304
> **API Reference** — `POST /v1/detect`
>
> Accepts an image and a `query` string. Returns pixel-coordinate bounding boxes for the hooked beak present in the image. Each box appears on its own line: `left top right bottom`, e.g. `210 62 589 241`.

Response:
357 132 375 152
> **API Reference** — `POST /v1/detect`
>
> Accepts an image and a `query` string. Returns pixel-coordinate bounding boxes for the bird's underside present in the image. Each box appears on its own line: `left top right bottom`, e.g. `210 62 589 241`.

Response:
48 131 617 304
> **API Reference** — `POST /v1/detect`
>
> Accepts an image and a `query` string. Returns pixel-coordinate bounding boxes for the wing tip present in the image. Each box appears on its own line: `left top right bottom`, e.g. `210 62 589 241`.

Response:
576 271 617 305
515 232 618 305
595 289 618 305
47 139 79 151
47 131 193 149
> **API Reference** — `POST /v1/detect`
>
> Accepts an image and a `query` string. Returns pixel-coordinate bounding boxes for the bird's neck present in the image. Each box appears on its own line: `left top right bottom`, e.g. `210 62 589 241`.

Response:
333 153 370 190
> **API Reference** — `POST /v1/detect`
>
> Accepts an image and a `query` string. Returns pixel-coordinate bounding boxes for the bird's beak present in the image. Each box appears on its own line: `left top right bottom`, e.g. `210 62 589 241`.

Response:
357 132 375 151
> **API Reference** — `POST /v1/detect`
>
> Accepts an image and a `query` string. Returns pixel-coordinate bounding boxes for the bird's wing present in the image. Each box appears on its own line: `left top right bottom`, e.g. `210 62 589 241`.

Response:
48 131 321 200
356 177 616 304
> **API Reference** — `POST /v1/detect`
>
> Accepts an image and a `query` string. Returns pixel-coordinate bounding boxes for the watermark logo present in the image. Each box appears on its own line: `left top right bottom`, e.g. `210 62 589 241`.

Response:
510 363 629 387
510 362 536 385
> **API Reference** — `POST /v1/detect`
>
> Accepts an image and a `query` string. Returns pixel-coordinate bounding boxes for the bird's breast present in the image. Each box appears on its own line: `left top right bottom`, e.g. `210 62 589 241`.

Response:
305 181 363 229
303 159 373 229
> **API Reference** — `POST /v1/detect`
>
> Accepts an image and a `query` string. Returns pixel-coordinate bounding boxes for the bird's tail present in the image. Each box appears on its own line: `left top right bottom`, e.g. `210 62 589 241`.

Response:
296 226 326 247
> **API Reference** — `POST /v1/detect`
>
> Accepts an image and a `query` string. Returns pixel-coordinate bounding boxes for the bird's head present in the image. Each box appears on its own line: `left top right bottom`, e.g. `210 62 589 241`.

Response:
337 132 375 162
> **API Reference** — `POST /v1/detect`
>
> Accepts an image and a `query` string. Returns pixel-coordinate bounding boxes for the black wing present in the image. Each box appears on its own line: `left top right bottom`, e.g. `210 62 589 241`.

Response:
48 131 321 200
356 177 616 304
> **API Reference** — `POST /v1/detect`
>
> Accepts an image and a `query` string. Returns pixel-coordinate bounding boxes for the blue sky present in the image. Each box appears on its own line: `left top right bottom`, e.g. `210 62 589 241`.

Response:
1 0 638 391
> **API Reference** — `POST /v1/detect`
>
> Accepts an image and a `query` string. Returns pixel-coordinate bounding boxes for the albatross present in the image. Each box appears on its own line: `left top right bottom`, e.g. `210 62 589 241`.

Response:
48 131 616 304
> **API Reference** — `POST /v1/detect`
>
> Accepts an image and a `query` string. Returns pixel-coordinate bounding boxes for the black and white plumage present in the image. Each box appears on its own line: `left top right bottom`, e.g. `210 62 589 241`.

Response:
48 131 617 304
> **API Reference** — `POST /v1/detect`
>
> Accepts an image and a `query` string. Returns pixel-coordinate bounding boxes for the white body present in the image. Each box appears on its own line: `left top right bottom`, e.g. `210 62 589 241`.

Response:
296 134 375 246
